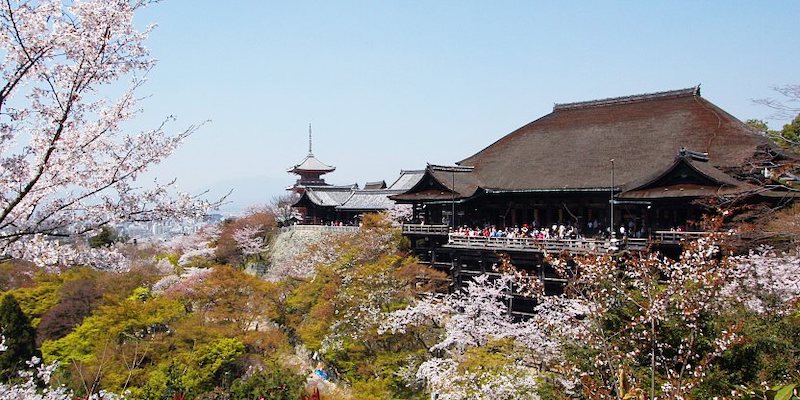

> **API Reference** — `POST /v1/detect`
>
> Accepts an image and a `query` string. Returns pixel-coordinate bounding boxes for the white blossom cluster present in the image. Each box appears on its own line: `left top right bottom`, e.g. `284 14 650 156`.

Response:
166 224 219 267
2 234 129 271
151 266 212 295
544 237 757 396
387 204 413 225
0 336 123 400
381 274 586 399
416 358 540 400
383 236 800 398
232 225 268 257
727 245 800 313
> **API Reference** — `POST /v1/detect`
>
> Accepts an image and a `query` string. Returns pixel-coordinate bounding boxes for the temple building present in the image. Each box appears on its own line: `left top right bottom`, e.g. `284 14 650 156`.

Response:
287 125 424 224
287 124 336 194
393 87 797 311
291 170 424 224
393 87 796 235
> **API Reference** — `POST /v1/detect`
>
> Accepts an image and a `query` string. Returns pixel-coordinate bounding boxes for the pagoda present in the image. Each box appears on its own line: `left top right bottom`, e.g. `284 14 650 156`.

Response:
287 124 336 193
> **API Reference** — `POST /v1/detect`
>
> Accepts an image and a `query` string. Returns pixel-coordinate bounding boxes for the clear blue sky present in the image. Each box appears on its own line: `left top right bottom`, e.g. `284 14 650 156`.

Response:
131 1 799 212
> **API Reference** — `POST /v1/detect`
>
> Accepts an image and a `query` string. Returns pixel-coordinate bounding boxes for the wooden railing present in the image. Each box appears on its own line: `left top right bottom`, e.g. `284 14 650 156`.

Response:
652 230 715 244
446 234 648 254
279 225 360 234
402 225 721 253
401 224 450 236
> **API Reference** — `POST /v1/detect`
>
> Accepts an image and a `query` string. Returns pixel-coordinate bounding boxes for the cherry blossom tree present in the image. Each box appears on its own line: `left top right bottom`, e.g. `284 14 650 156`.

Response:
232 225 268 258
0 343 125 399
726 245 800 314
380 274 583 399
383 235 800 399
0 0 213 270
540 238 749 399
269 194 300 227
387 204 413 225
165 224 219 267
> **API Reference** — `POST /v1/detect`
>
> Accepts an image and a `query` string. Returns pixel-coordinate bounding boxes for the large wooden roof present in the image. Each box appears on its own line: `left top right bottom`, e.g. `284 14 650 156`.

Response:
392 87 794 203
456 87 768 193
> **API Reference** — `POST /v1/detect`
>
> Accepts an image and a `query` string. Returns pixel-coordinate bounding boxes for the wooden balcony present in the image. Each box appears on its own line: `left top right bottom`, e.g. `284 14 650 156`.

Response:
401 224 450 236
445 234 648 254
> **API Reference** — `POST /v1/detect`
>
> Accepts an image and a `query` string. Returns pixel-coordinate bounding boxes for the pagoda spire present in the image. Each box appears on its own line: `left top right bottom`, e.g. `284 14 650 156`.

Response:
308 123 313 156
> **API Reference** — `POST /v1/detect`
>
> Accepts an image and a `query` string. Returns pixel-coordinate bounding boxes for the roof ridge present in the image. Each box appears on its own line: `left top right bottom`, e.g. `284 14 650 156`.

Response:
553 86 700 112
305 184 358 191
427 163 475 172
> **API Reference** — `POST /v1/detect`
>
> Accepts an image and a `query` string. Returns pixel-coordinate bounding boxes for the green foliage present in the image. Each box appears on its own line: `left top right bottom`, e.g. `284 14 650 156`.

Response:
281 228 445 399
360 212 392 228
37 277 103 342
128 286 153 302
746 114 800 151
41 296 186 365
285 265 340 351
739 383 800 400
771 114 800 150
142 338 246 398
155 252 180 267
182 337 246 395
350 378 394 400
693 306 800 398
229 364 306 400
0 294 40 381
747 118 772 134
184 266 281 334
4 277 61 327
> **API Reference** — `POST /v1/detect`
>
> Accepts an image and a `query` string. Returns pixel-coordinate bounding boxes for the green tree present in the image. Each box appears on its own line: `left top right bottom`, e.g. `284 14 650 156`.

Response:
230 364 306 400
771 113 800 149
746 118 773 135
0 294 40 381
88 226 124 248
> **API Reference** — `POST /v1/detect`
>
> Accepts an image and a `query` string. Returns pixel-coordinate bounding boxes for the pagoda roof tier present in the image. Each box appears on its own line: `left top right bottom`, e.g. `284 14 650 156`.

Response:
287 153 336 173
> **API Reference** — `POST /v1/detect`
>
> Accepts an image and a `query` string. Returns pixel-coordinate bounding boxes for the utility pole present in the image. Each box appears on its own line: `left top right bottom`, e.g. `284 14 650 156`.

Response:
610 159 615 238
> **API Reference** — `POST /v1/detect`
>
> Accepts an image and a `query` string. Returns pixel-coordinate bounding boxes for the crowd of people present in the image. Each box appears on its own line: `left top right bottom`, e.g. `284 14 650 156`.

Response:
454 223 582 240
452 219 653 241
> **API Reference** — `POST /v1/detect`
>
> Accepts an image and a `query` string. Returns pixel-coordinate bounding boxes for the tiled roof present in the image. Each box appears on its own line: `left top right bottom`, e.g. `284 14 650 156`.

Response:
388 170 425 191
390 165 480 202
618 153 760 199
337 190 400 210
297 186 357 207
287 153 335 173
455 87 773 193
364 181 387 190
